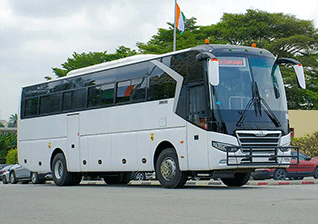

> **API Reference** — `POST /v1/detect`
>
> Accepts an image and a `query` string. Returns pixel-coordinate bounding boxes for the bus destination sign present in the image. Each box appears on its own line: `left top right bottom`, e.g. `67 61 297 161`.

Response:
218 58 246 67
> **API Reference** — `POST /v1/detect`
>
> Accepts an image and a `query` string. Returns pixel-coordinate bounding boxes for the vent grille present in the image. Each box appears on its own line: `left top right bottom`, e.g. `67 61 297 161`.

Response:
236 130 281 153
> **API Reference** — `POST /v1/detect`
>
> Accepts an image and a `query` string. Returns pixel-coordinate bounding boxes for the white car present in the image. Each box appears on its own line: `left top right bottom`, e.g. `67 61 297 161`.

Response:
2 164 50 184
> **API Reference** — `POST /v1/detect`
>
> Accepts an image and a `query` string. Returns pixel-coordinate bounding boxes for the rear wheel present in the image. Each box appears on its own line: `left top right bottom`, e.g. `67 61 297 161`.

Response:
52 153 75 186
156 148 188 188
133 172 146 181
274 168 287 180
221 172 250 187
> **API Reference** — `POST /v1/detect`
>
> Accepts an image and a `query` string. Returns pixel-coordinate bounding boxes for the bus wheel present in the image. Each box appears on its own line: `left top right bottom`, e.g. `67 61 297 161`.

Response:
221 172 250 187
103 173 132 185
52 153 73 186
156 148 188 188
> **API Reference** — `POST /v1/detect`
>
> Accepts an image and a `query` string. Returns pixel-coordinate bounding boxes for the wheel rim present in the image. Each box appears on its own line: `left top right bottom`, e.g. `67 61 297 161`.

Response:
160 157 177 181
135 173 144 180
10 173 15 182
54 160 64 180
31 173 37 183
276 170 285 180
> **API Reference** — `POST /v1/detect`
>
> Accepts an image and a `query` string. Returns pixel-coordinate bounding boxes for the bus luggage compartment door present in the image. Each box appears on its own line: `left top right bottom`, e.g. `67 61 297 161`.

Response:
67 113 81 171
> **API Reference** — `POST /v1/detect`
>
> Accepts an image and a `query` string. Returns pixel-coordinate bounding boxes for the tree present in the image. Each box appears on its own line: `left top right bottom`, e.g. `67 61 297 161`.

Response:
6 148 17 164
137 17 225 54
8 114 18 128
0 132 17 164
48 46 137 79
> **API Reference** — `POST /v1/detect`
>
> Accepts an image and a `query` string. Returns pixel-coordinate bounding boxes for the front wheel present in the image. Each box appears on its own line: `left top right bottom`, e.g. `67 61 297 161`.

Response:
221 172 250 187
313 167 318 179
10 172 17 184
31 172 41 184
2 175 8 184
156 148 188 188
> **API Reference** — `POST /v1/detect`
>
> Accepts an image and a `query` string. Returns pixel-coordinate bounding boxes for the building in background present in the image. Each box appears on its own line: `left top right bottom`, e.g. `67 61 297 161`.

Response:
289 110 318 138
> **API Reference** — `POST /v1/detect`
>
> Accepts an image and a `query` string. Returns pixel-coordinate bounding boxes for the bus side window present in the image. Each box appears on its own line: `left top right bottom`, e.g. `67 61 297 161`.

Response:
147 66 176 101
116 80 134 104
39 93 61 115
24 97 38 117
62 89 86 111
131 77 146 102
88 83 114 107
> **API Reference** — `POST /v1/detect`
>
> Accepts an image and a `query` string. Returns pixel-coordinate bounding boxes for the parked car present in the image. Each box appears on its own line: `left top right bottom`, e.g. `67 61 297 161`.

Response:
1 165 14 183
251 151 318 180
2 164 50 184
131 172 155 181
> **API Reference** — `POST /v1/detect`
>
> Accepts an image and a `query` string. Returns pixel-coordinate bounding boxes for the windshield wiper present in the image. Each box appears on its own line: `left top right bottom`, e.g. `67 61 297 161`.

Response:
236 81 281 127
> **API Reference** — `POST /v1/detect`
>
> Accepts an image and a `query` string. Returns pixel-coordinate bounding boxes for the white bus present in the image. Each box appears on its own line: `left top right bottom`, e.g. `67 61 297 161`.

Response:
18 44 305 188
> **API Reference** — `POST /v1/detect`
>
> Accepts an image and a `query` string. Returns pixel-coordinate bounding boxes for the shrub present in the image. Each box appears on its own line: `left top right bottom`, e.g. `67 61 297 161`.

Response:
6 148 18 164
291 132 318 157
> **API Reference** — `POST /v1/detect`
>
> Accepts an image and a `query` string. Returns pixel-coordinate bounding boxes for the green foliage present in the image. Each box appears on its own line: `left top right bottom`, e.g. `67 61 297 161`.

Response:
8 114 18 128
291 132 318 157
0 132 17 163
6 148 17 164
137 17 225 54
50 46 137 79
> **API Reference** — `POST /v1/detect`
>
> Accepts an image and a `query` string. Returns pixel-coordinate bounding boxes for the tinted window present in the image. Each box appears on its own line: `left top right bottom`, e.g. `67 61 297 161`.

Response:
62 89 86 111
40 93 61 114
116 80 133 103
147 66 176 101
88 83 114 107
24 98 38 117
131 78 147 102
188 51 204 82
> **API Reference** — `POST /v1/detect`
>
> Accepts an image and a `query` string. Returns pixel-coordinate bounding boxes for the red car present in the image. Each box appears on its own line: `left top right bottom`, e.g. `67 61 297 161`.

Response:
252 151 318 180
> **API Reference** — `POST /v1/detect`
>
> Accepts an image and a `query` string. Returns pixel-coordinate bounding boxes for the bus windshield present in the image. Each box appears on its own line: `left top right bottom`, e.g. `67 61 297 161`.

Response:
210 56 288 134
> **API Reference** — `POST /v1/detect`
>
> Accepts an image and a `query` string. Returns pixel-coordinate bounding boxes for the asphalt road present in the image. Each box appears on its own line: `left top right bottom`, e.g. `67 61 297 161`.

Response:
1 180 318 224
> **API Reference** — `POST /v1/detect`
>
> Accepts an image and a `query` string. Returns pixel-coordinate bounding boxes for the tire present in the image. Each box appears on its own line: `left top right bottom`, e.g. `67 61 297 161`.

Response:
31 172 40 184
314 167 318 179
274 168 287 180
2 175 8 184
103 173 132 185
156 148 188 188
10 172 17 184
133 172 146 181
221 172 250 187
52 153 74 186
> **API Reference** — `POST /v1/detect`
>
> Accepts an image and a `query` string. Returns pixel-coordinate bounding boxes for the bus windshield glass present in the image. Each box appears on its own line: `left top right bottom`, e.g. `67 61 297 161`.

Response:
210 56 288 134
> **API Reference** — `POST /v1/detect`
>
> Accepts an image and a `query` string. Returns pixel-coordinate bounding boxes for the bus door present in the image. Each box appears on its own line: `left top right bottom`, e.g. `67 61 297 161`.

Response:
67 113 81 171
186 84 209 170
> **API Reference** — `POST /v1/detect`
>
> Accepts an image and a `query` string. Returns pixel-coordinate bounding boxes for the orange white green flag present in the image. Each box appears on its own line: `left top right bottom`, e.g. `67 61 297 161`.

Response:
176 3 185 34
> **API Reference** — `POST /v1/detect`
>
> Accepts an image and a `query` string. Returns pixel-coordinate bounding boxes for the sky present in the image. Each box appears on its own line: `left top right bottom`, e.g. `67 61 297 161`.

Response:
1 0 318 120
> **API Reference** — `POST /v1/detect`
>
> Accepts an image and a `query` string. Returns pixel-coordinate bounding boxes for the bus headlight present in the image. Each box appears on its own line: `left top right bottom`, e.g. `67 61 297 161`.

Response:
212 141 238 152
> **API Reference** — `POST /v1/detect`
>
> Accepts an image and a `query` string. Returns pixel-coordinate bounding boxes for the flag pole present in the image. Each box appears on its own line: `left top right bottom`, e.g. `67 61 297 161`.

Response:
173 0 177 52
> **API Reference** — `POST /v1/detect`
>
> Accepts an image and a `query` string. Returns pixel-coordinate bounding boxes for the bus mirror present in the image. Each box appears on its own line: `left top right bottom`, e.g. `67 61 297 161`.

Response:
277 58 306 89
208 58 219 86
293 64 306 89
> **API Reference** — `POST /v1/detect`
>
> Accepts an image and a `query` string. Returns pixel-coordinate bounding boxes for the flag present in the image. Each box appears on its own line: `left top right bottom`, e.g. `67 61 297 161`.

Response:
176 3 185 34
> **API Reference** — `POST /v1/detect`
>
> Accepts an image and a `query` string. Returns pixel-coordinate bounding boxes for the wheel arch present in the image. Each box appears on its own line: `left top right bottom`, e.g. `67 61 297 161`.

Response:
153 140 177 170
50 148 66 171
